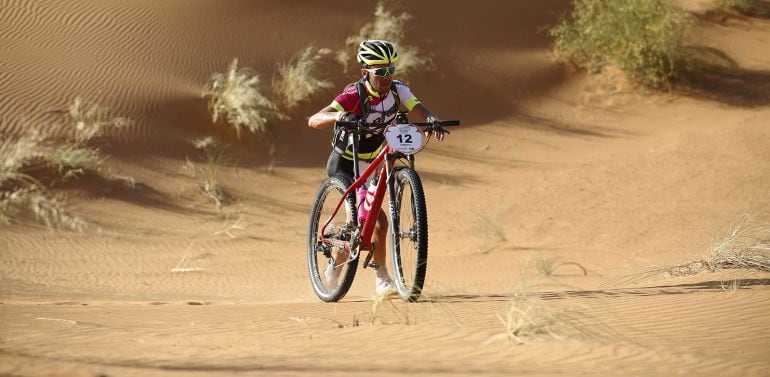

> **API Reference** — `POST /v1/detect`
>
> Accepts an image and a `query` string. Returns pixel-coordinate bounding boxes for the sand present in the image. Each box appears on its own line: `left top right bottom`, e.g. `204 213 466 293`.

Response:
1 1 769 376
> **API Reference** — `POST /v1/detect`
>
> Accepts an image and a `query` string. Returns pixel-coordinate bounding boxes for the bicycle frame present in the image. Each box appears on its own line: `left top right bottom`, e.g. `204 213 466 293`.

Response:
319 144 402 252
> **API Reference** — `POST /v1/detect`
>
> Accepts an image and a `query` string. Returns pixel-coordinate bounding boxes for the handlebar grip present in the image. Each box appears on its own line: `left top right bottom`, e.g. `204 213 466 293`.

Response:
412 120 461 127
335 120 358 129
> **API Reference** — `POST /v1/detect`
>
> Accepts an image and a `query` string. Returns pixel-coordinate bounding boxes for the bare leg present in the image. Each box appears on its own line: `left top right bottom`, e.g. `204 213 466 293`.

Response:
372 209 390 275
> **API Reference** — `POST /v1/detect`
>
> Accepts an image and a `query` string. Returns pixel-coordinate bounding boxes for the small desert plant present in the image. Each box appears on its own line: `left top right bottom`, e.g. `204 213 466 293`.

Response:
615 214 770 284
49 145 102 178
189 136 228 207
1 132 86 231
337 0 432 79
537 257 588 276
0 188 85 231
0 131 47 187
488 276 617 344
66 97 129 146
472 211 507 253
273 47 334 109
550 0 694 87
48 97 128 177
207 59 286 138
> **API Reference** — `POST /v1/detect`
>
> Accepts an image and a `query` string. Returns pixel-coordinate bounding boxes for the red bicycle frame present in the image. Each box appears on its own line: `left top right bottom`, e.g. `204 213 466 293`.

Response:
319 144 396 251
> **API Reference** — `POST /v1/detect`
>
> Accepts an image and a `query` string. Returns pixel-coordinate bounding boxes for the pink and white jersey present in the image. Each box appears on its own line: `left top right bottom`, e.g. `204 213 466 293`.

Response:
328 80 422 160
330 80 421 124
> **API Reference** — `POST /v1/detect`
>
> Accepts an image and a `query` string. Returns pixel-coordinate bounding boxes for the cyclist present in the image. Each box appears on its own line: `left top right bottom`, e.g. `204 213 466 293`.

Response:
308 39 445 297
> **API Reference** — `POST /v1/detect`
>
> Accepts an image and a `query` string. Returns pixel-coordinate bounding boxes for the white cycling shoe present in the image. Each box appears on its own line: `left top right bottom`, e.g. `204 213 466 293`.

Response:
375 275 398 298
324 264 340 290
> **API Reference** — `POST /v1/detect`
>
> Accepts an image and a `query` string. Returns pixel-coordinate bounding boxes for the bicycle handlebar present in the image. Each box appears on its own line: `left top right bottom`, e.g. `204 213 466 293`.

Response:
335 119 460 131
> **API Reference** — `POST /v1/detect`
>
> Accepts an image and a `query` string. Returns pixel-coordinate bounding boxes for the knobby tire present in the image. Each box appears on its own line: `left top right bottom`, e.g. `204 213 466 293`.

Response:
307 175 358 302
389 168 428 302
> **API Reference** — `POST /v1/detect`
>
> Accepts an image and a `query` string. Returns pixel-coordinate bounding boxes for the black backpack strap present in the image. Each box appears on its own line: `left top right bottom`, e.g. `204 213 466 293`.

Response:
355 77 371 118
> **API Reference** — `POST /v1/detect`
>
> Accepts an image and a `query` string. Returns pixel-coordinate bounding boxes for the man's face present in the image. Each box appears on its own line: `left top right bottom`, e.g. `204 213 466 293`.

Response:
362 63 395 95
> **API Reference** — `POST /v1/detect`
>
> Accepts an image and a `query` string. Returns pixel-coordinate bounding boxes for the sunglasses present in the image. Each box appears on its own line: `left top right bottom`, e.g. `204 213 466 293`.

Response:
365 66 397 77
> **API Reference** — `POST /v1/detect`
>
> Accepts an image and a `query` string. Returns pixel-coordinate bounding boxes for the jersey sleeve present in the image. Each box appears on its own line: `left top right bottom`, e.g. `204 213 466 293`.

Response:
395 83 421 111
330 86 361 114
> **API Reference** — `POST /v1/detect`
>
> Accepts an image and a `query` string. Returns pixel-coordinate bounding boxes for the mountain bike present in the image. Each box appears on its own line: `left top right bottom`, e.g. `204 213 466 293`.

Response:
307 114 460 302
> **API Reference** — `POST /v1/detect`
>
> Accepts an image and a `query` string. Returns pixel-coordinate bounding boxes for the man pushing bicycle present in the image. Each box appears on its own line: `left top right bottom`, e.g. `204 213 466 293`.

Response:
308 39 446 297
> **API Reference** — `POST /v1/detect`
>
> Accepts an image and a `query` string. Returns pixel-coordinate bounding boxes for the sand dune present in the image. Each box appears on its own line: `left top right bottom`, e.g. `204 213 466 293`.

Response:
2 0 770 376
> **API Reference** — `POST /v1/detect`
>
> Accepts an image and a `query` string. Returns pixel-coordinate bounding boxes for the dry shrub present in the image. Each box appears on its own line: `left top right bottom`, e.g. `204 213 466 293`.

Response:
337 0 432 79
273 47 334 109
48 97 128 178
0 133 85 231
617 214 770 284
550 0 694 87
207 58 286 138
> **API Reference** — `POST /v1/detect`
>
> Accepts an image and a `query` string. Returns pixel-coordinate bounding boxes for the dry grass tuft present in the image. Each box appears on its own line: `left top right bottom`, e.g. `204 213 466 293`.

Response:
0 188 85 231
188 136 229 208
273 47 334 109
207 58 286 138
48 97 128 177
0 132 47 187
0 132 85 231
472 210 507 254
66 97 129 146
0 97 127 230
337 0 432 79
50 146 102 179
489 276 619 345
615 214 770 285
537 257 588 276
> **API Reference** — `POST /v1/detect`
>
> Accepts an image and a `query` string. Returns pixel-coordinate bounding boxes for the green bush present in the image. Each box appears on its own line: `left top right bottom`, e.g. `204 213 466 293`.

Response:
550 0 694 87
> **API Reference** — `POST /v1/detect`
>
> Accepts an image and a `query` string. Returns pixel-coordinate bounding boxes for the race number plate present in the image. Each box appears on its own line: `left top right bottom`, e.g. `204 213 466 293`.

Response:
384 124 424 155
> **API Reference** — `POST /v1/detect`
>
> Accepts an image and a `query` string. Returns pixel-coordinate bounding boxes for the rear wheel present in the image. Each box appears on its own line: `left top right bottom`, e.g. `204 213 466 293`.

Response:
307 175 358 302
389 168 428 302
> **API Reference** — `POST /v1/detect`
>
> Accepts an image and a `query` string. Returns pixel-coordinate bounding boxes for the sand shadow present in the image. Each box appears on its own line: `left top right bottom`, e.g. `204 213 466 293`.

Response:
678 64 770 107
698 3 770 23
49 171 210 217
425 278 770 303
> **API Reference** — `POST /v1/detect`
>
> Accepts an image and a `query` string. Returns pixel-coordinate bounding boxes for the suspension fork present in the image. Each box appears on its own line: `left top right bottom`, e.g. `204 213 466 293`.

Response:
385 153 403 249
387 153 419 242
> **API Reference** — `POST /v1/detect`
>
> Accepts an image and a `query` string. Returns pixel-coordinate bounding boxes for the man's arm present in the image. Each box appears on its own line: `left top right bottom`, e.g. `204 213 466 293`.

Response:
411 103 445 141
308 105 339 130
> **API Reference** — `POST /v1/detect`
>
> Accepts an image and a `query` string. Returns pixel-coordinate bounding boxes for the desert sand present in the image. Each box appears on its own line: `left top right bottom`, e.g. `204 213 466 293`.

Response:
1 1 769 376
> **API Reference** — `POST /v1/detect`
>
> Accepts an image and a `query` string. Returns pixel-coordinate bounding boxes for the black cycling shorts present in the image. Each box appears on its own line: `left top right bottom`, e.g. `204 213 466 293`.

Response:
326 151 353 179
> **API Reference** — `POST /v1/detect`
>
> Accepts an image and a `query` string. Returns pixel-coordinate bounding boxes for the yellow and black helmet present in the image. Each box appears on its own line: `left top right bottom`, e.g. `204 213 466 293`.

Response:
357 39 399 67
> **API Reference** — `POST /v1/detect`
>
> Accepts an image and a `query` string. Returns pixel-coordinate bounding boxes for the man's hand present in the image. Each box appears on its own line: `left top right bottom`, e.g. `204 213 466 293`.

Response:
427 115 448 141
336 111 357 122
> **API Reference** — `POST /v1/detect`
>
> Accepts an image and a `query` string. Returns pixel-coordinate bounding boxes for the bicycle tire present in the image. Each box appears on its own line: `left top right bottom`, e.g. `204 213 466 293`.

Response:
307 174 359 302
389 168 428 302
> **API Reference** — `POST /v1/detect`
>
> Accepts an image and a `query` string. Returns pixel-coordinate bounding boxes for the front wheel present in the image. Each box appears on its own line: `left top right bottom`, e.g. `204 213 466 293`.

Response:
389 168 428 302
307 175 359 302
